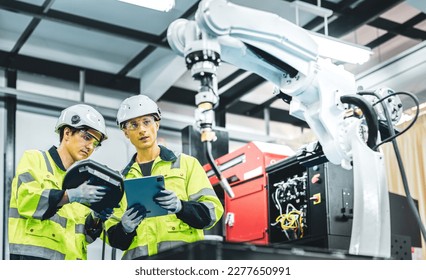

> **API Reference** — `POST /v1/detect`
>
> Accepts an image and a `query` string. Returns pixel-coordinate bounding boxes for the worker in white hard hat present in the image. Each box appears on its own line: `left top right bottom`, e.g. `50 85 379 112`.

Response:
104 95 224 259
8 104 111 260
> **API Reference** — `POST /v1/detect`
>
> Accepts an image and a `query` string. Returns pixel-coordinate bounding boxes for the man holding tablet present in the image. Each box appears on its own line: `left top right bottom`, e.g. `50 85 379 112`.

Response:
105 95 224 259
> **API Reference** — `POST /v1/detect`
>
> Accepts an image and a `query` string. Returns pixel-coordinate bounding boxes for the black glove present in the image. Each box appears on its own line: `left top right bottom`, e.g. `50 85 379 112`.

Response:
92 208 113 222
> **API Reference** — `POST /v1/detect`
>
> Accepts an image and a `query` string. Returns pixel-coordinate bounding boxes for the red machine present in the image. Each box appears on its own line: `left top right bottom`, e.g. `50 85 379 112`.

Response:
204 141 293 244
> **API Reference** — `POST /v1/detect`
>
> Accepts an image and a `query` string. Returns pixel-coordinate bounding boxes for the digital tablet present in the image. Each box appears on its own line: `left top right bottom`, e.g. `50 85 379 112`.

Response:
123 175 168 218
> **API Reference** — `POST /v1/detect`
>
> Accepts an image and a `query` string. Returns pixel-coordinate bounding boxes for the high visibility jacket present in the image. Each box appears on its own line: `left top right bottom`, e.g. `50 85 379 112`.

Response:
105 145 224 259
8 148 94 260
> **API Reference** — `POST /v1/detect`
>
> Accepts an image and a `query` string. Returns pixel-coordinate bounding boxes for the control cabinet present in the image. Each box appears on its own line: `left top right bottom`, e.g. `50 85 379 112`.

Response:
266 151 422 259
267 158 353 250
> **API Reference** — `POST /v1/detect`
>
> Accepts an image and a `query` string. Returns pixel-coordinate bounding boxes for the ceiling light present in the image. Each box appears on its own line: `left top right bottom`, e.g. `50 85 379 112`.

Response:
309 32 373 65
119 0 175 12
289 1 372 65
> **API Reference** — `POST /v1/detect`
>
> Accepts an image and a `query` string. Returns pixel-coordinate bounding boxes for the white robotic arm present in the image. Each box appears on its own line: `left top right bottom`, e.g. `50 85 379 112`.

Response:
168 0 401 258
168 0 359 166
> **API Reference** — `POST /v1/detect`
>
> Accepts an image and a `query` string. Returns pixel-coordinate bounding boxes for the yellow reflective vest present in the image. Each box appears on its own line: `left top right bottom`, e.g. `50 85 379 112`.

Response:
105 146 224 259
8 148 94 260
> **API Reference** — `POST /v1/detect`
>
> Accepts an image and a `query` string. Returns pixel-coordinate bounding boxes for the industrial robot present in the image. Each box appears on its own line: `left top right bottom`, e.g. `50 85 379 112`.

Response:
167 0 406 258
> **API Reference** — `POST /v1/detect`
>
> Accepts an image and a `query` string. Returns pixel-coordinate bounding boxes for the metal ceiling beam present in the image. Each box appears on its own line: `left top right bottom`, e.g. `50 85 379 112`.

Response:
227 100 308 128
326 0 404 38
117 46 157 77
216 68 249 124
1 0 163 89
160 85 307 127
217 73 265 112
245 95 281 116
0 0 168 48
0 86 118 124
299 0 359 31
10 0 56 54
368 14 426 40
159 73 267 126
0 50 140 93
116 1 200 78
283 0 416 58
366 33 396 49
218 69 246 88
1 0 201 86
139 53 187 101
174 1 201 23
161 86 197 106
298 0 404 38
366 13 426 49
0 86 283 146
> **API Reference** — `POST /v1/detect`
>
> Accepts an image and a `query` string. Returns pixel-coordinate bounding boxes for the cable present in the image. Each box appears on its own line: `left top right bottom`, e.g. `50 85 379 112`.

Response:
101 229 106 260
341 94 379 150
205 141 235 198
271 176 307 239
384 93 426 243
371 91 419 149
360 91 426 243
275 186 284 215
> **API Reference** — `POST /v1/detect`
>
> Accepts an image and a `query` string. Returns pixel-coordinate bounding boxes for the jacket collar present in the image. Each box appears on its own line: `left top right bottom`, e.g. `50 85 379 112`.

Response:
158 145 177 162
48 146 66 171
121 145 177 176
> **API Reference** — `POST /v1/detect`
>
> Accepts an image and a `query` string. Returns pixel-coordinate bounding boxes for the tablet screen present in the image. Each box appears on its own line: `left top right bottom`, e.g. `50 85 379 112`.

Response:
123 175 168 218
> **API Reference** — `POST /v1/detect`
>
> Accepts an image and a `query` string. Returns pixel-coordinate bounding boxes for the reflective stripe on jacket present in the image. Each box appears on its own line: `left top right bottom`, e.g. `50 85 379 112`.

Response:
8 149 92 260
105 146 224 259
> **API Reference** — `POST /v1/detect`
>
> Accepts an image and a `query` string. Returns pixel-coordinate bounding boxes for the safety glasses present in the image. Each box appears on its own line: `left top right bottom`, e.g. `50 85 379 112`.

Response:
124 116 156 131
78 130 101 149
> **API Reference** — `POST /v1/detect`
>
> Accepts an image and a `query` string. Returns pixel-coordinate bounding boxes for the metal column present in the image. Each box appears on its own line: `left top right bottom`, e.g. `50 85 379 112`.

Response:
2 69 17 259
2 94 16 260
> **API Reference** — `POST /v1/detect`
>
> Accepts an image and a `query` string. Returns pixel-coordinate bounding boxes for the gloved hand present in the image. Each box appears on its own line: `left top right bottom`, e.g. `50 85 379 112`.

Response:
154 190 182 214
66 181 108 204
121 204 146 233
92 208 113 222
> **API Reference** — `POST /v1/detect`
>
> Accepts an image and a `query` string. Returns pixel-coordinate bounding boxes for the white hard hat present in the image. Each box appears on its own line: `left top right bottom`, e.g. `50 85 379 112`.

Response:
116 95 161 127
55 104 108 140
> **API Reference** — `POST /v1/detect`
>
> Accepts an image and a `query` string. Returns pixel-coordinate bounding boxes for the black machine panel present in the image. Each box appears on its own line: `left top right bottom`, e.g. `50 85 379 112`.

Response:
267 158 353 250
389 192 422 248
266 150 422 259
